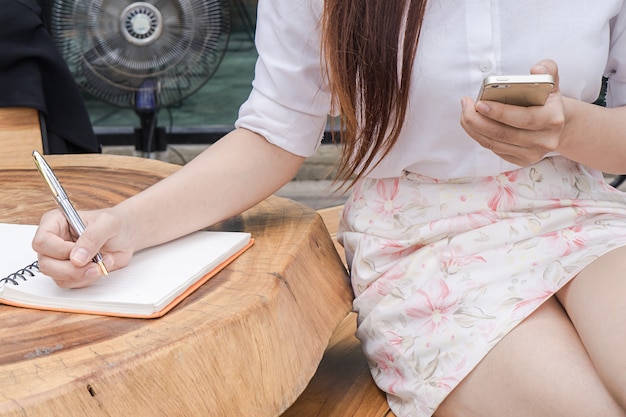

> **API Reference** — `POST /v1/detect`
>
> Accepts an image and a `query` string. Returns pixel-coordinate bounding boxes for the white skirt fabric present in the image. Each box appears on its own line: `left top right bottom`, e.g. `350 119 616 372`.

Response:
337 156 626 417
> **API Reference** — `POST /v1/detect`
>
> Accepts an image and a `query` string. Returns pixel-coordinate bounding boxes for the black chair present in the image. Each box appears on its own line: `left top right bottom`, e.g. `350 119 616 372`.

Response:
0 0 100 154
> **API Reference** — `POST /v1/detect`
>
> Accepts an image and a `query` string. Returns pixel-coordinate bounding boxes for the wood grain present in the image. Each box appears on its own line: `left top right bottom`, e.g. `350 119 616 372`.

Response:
316 205 346 266
281 313 395 417
281 206 395 417
0 155 353 416
0 107 43 169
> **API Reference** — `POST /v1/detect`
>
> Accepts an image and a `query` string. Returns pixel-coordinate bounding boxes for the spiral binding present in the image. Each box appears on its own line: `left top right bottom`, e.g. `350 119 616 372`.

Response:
1 261 40 286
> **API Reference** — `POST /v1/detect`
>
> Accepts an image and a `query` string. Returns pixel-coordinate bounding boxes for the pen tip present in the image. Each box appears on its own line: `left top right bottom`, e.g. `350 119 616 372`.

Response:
98 261 110 279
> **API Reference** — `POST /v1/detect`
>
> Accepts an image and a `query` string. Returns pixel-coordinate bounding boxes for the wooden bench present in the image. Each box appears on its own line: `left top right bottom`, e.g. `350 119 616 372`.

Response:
0 107 44 169
281 206 396 417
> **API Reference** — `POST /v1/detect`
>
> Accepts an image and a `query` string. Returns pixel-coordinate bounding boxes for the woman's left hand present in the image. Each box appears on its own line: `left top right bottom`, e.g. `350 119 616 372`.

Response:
460 59 565 166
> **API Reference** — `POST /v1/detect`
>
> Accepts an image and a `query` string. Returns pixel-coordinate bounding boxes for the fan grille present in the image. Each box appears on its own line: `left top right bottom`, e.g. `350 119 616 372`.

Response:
120 2 163 46
50 0 230 108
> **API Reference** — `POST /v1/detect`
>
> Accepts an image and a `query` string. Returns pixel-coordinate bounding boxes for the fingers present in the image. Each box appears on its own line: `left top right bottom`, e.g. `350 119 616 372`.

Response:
32 210 96 288
69 213 118 267
474 99 556 131
32 210 75 261
531 59 560 93
36 254 107 289
470 59 562 132
461 98 525 161
32 208 129 289
460 96 563 165
461 58 565 155
473 99 564 139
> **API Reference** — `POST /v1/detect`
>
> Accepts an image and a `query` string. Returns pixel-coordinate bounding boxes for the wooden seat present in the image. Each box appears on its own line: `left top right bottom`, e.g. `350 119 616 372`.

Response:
281 205 396 417
0 107 44 169
316 205 346 266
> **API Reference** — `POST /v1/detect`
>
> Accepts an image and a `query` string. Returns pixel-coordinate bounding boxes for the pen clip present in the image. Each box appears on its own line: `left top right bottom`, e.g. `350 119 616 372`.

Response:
32 151 68 200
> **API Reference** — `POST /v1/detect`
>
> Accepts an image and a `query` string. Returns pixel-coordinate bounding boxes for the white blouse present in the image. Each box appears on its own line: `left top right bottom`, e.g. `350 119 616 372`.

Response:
236 0 626 179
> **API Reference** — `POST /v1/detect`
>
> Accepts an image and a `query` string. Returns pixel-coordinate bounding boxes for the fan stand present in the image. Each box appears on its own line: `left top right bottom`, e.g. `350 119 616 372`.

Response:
134 78 167 158
135 110 167 159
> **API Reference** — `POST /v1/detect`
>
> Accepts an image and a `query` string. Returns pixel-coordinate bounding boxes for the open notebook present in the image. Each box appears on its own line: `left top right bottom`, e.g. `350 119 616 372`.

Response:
0 223 253 318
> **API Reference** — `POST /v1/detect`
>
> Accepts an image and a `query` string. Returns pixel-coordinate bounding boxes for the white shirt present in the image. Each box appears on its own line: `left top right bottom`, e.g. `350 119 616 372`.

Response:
236 0 626 179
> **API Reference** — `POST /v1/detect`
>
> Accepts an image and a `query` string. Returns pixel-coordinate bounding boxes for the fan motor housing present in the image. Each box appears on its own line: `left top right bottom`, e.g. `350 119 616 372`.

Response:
120 2 164 46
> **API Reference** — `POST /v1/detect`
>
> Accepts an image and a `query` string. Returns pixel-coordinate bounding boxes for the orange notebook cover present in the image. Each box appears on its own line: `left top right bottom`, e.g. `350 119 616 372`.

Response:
0 223 253 318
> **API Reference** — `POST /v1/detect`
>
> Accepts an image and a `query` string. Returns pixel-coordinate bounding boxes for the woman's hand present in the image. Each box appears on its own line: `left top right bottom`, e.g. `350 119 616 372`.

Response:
460 59 565 166
32 206 135 289
30 128 305 290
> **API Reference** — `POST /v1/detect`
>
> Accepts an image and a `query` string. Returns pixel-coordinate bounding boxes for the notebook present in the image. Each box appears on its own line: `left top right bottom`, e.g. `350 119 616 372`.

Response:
0 223 253 318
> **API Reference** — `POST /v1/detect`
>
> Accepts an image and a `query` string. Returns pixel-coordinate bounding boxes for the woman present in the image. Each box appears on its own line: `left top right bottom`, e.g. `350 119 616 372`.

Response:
33 1 626 416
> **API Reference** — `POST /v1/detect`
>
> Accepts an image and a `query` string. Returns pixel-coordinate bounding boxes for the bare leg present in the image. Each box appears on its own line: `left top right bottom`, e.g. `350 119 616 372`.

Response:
557 246 626 408
434 297 625 417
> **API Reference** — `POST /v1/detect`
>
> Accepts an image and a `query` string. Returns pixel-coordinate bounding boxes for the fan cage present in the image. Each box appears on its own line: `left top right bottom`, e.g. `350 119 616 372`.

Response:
49 0 231 109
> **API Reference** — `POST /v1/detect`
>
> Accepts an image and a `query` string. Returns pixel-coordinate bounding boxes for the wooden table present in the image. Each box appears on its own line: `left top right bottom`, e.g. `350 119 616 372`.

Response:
0 154 353 417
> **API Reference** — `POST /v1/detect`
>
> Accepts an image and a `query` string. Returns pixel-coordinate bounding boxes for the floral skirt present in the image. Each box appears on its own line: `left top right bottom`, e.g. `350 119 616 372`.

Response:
337 156 626 417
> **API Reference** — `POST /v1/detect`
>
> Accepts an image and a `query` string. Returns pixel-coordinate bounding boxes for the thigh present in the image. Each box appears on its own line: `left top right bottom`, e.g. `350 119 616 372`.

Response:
434 297 624 417
557 246 626 408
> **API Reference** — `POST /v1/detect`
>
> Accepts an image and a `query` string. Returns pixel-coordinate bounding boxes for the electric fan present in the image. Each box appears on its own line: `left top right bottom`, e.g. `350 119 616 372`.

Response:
47 0 231 155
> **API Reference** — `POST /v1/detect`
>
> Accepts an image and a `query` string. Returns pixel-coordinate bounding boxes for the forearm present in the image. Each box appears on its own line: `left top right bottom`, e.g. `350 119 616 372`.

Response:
558 98 626 174
117 128 305 251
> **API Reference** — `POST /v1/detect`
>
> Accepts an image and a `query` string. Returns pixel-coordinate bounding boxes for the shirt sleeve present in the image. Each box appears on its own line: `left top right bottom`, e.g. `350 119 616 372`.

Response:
605 1 626 107
235 0 331 157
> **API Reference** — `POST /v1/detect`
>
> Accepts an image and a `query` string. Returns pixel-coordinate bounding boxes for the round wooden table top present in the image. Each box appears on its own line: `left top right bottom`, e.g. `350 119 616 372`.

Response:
0 154 352 417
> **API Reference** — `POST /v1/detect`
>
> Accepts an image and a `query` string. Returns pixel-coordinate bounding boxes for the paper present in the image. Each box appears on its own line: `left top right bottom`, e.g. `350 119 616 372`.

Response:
0 223 252 317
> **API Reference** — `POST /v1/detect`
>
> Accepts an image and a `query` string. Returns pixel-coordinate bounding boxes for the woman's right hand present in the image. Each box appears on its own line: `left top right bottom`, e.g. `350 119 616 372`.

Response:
32 206 135 288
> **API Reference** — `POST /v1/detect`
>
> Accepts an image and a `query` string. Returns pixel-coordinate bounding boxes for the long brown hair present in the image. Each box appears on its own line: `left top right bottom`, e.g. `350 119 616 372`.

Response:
322 0 428 185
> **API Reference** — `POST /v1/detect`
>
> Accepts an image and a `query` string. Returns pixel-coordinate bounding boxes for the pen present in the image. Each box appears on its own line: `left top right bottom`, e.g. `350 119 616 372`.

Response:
32 151 110 279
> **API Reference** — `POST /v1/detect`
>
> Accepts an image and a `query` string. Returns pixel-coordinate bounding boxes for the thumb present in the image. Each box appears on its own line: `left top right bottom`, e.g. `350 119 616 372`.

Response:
531 59 560 93
68 223 110 267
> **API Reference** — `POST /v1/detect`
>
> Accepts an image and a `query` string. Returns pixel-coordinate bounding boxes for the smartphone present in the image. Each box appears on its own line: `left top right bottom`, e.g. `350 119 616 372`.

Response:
477 74 555 106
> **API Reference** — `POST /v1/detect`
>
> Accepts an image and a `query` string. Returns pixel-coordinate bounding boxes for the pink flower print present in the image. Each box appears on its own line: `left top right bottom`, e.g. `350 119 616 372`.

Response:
387 330 407 348
484 171 520 211
429 210 499 236
371 178 405 221
543 225 587 257
370 345 406 395
414 354 465 398
369 267 405 298
349 180 367 209
437 249 487 276
405 172 441 184
406 278 460 334
511 260 570 314
379 240 426 261
513 288 554 315
476 321 498 340
428 364 464 393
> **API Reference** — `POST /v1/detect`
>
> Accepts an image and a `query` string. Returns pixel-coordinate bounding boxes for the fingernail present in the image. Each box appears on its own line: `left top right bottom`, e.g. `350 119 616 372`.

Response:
103 256 114 271
475 101 490 113
460 97 467 110
85 265 101 280
71 248 90 265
